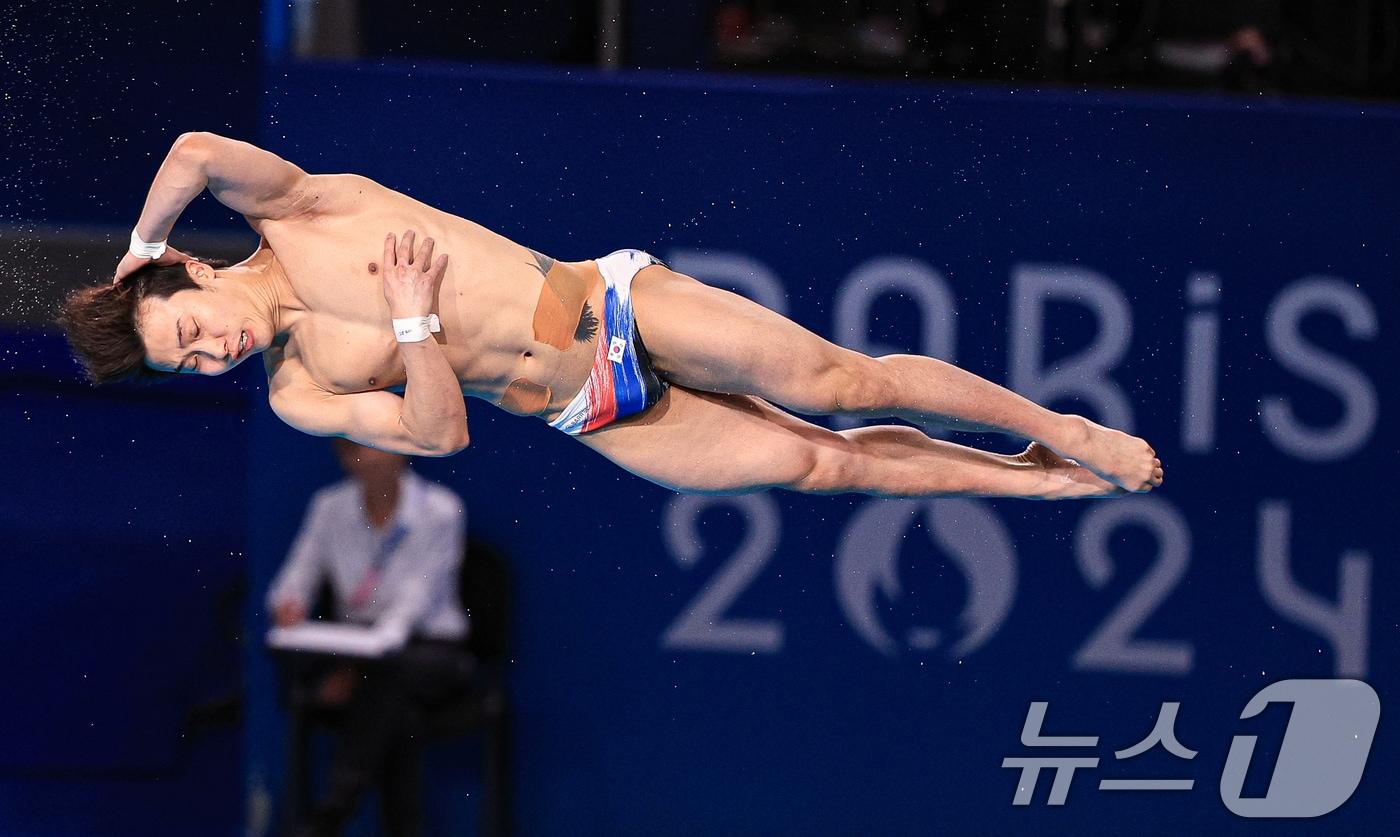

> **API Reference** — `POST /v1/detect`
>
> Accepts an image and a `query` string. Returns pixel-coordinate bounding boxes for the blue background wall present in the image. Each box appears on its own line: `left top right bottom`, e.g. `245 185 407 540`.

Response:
0 0 260 231
1 2 260 833
1 332 253 834
236 62 1397 834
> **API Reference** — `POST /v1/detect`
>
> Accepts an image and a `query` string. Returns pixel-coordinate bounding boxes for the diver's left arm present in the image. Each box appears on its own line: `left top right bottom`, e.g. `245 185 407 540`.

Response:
138 131 312 229
116 132 313 281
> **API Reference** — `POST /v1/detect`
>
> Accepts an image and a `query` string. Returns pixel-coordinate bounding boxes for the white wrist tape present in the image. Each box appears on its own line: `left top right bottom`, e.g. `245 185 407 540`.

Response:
392 313 442 343
129 229 167 260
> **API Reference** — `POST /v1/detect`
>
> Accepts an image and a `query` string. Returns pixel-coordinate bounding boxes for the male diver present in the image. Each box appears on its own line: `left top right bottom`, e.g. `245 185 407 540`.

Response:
62 133 1163 500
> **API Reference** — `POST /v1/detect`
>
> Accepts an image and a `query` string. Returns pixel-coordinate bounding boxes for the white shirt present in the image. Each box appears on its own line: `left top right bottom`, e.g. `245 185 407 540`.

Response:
266 470 469 650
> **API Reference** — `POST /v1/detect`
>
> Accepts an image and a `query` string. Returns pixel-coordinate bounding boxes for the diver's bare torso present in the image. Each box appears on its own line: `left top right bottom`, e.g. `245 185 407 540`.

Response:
249 173 603 417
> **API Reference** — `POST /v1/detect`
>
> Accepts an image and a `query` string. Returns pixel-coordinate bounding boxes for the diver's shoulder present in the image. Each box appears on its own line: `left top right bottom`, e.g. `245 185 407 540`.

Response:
264 347 315 411
282 173 389 217
307 172 382 191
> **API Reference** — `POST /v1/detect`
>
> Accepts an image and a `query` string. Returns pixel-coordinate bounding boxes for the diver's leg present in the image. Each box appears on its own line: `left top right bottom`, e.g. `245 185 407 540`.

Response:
629 264 1162 492
577 386 1123 500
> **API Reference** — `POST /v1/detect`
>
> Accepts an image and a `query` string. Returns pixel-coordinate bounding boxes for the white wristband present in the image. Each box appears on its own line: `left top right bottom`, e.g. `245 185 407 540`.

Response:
129 229 167 260
392 313 442 343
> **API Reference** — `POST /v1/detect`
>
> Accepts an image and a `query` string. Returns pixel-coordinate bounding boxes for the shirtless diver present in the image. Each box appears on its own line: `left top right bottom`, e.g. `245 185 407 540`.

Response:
60 132 1163 500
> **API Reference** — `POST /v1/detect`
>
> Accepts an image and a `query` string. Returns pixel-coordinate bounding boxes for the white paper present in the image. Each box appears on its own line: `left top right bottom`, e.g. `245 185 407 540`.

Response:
266 622 398 658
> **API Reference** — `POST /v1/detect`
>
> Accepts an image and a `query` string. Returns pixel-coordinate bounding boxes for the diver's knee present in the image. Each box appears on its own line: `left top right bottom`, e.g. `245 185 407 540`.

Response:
790 442 857 494
826 355 894 414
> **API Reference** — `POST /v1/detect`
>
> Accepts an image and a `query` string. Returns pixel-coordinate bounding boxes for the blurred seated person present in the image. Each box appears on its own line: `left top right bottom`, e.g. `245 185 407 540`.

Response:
1150 0 1278 88
268 438 471 837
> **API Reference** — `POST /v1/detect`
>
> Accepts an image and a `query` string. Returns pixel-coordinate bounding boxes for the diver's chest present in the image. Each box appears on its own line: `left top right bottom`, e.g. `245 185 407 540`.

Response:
293 317 407 394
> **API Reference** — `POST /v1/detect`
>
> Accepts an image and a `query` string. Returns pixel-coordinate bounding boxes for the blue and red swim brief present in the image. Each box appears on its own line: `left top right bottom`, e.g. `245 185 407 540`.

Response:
548 249 669 435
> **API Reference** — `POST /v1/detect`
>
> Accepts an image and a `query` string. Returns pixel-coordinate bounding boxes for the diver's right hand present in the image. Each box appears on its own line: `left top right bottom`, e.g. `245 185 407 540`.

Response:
112 245 191 284
382 229 449 319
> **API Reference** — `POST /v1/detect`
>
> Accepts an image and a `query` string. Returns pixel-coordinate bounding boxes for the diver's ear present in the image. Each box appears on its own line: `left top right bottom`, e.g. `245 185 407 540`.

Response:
185 260 216 285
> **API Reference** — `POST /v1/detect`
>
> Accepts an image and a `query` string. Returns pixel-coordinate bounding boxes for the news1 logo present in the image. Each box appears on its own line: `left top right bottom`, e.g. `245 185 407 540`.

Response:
1003 679 1380 817
1220 679 1380 817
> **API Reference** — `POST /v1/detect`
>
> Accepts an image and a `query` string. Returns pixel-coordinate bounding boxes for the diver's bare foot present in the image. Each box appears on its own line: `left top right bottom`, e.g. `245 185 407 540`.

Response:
1055 415 1163 492
1014 442 1126 500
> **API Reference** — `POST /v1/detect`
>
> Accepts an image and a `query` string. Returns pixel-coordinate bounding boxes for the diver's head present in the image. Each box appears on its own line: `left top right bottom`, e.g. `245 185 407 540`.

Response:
58 258 278 383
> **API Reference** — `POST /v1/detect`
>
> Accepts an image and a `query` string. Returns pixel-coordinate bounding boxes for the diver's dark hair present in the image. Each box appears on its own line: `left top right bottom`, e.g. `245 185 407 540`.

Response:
57 258 230 385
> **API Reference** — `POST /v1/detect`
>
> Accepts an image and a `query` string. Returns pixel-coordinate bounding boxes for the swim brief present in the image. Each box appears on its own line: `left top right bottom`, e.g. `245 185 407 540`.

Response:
547 249 669 435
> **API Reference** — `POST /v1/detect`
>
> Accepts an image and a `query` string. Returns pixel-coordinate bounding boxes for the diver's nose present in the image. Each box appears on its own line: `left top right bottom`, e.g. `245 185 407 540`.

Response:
199 334 231 363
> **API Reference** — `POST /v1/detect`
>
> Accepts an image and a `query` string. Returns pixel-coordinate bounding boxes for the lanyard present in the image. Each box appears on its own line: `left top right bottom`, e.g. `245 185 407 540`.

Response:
347 522 408 611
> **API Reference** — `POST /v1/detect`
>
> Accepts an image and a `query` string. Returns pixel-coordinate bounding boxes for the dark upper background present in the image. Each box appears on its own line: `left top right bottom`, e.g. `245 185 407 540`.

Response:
4 0 1398 234
6 0 1397 325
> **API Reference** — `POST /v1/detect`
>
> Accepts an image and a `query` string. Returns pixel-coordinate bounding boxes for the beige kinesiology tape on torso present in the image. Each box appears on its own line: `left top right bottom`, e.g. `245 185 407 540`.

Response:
495 249 602 416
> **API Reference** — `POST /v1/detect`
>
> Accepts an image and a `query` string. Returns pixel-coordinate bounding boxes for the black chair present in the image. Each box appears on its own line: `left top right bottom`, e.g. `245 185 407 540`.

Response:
279 537 513 836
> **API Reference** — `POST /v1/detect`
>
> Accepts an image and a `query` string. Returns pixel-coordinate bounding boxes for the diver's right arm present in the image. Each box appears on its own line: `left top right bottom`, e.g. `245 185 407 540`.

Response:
269 380 470 458
115 132 315 282
268 231 469 457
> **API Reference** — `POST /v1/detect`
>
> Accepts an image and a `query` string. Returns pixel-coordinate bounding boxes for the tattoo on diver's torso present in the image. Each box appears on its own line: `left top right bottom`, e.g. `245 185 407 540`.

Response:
529 248 598 344
528 248 556 275
574 301 599 343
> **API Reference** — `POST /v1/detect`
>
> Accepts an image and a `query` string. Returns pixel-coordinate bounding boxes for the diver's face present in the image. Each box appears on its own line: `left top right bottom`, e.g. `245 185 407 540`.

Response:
139 282 261 376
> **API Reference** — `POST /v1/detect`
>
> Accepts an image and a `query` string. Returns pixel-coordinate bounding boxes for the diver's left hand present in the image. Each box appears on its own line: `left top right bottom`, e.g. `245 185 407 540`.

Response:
112 245 191 284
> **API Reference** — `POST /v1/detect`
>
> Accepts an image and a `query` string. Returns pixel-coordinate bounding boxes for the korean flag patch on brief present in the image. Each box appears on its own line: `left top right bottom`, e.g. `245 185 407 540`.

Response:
608 336 627 363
